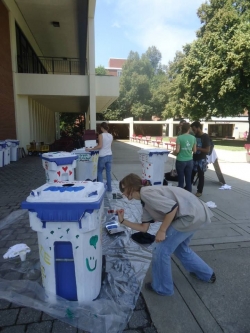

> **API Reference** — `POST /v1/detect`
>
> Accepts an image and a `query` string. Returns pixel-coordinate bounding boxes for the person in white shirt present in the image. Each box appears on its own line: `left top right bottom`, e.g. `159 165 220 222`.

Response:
86 122 113 191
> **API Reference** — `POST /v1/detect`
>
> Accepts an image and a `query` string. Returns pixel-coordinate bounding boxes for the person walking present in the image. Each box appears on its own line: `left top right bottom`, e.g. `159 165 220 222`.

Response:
174 122 196 192
191 121 211 197
118 173 216 296
86 122 113 192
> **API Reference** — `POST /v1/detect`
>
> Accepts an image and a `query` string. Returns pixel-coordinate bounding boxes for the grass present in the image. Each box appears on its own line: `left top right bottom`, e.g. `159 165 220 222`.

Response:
151 137 247 151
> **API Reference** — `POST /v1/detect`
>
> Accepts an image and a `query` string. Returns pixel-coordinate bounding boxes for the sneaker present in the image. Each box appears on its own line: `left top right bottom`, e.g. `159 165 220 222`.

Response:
195 192 202 197
190 272 216 283
145 282 156 293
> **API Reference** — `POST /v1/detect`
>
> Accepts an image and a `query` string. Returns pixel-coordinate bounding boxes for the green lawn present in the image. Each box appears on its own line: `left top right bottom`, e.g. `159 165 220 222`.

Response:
153 137 247 151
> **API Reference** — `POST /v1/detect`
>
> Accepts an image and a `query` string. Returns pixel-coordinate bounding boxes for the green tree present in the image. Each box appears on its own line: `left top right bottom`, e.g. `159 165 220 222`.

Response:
95 65 107 75
182 0 250 140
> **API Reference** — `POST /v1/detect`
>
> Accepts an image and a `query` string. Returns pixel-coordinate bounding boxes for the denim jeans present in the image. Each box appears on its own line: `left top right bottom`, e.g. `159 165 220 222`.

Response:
152 225 213 295
97 155 112 191
176 159 193 192
192 165 204 194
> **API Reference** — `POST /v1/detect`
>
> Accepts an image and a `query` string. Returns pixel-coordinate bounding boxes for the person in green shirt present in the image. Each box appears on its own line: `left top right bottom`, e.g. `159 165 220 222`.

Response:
174 123 196 192
177 119 195 136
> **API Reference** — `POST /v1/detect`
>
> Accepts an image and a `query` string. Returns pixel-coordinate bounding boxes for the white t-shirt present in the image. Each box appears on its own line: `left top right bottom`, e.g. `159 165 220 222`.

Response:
99 133 113 157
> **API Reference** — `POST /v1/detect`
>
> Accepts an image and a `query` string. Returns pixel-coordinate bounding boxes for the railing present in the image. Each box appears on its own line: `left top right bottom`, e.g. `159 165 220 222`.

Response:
39 57 82 75
17 56 85 75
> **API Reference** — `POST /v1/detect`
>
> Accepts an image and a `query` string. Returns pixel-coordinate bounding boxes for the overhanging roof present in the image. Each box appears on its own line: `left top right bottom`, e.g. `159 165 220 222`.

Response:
14 0 89 60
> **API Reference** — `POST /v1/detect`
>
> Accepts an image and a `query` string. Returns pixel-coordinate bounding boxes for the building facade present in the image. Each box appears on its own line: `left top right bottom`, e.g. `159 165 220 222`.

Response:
105 58 126 77
0 0 119 150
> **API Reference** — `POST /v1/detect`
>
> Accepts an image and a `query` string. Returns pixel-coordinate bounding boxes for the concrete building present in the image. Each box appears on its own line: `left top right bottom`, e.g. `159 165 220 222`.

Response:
0 0 119 150
105 58 126 77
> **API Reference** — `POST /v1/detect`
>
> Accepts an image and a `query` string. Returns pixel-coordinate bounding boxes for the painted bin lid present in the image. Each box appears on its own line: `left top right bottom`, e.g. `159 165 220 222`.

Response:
42 152 78 165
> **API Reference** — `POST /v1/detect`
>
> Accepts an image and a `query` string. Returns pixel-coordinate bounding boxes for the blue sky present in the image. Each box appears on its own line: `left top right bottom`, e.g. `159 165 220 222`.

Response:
95 0 205 68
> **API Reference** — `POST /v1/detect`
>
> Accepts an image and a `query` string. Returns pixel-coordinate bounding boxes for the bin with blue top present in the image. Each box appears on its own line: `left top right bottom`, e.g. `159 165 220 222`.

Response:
0 141 6 167
73 148 99 181
42 152 78 183
21 180 105 303
138 149 170 185
5 139 20 162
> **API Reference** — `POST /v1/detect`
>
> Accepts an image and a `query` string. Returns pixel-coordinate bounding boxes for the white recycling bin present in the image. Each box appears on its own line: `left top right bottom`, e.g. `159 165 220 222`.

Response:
42 152 78 183
138 149 170 185
73 148 99 181
21 180 105 303
5 139 20 161
2 141 10 165
0 142 6 167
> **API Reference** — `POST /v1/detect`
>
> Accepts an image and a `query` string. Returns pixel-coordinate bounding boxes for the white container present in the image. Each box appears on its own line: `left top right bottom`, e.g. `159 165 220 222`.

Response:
73 148 99 181
42 152 78 183
0 141 10 165
85 140 96 148
5 139 20 162
138 149 170 185
0 142 6 167
21 181 105 303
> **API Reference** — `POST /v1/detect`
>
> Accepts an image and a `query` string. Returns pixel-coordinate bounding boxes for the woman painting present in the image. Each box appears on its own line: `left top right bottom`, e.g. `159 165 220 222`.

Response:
174 122 196 192
118 173 216 296
86 122 113 191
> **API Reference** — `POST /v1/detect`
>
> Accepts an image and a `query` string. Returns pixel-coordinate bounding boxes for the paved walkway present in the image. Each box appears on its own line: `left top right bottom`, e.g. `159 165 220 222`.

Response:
0 141 250 332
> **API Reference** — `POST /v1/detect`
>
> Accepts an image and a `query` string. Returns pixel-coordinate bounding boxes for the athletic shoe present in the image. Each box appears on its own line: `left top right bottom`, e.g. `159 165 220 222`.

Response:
190 272 216 283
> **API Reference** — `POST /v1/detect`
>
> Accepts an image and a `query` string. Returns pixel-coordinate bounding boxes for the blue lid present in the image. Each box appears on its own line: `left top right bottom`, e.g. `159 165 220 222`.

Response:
42 153 78 165
21 191 105 229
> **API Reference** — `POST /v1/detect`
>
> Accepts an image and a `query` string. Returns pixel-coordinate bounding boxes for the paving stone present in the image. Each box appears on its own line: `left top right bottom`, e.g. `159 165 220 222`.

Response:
128 310 150 329
52 320 77 332
0 309 19 326
123 330 141 333
26 321 53 333
143 327 157 333
3 272 22 280
42 312 54 321
135 294 146 310
0 298 11 309
0 325 26 333
16 307 42 324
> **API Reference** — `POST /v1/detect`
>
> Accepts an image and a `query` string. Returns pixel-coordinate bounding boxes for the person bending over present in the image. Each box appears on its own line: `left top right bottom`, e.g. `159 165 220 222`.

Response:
118 173 216 296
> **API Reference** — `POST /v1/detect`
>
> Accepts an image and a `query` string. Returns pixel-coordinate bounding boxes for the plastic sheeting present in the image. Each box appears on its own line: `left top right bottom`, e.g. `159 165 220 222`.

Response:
0 192 158 333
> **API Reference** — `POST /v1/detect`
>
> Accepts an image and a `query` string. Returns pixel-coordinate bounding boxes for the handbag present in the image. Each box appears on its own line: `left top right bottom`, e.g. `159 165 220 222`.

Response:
164 159 178 182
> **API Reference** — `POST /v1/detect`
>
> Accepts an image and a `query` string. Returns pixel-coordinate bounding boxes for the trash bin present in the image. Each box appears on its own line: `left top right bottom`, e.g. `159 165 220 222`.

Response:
73 148 99 181
0 141 6 167
42 152 78 183
138 149 170 185
5 139 20 161
21 180 105 303
0 141 10 165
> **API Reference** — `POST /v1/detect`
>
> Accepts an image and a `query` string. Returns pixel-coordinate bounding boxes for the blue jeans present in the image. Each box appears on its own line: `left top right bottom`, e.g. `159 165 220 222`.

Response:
152 225 213 295
97 155 112 191
176 159 193 192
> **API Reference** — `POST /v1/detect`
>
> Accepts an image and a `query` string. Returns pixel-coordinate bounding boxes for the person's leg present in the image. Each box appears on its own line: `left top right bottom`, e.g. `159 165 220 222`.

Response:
174 235 213 281
151 226 194 295
184 160 193 192
176 160 185 189
105 155 112 191
97 156 105 183
197 165 204 194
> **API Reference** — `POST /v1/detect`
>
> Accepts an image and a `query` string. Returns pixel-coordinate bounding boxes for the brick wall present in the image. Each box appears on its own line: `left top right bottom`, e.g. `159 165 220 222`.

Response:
108 58 126 68
0 2 16 140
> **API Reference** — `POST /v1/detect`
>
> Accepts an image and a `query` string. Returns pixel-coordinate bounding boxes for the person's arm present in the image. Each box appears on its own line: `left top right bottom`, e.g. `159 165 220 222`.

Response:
155 206 178 242
196 145 210 154
86 134 103 151
192 143 197 153
173 143 180 155
117 209 150 232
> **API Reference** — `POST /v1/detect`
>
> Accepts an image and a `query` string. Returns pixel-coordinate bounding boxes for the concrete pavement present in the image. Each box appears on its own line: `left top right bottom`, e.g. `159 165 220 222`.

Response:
0 140 250 332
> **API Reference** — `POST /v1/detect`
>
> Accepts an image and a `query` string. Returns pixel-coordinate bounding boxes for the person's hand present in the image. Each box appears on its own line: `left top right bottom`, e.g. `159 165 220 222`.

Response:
155 229 166 243
85 148 90 152
117 209 124 223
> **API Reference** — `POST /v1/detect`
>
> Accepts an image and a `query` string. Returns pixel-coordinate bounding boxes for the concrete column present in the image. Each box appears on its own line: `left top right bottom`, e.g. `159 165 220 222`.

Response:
85 109 90 129
168 120 174 137
15 96 31 148
88 17 96 130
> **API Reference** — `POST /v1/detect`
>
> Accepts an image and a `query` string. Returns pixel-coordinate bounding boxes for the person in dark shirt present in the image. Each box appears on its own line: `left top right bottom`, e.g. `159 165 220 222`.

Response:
191 121 210 197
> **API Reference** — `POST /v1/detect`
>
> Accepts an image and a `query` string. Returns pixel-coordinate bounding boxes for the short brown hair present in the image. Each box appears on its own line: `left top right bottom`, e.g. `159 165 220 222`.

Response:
181 122 190 134
100 122 109 131
119 173 142 195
